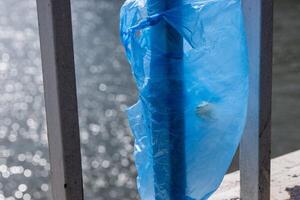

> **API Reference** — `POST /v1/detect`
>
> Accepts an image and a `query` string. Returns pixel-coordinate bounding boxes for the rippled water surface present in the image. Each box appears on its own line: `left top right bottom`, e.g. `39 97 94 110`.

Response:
272 0 300 156
0 0 299 199
0 0 138 199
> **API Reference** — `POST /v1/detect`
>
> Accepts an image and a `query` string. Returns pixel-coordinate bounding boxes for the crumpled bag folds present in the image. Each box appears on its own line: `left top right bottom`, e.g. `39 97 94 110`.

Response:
120 0 249 199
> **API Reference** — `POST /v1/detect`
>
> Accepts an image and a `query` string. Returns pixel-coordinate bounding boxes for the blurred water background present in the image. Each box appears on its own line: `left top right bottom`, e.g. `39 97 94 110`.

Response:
0 0 299 199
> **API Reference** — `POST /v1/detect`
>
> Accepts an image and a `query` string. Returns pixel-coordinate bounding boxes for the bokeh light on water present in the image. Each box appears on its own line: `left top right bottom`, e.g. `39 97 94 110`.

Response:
72 0 138 199
0 0 138 199
0 0 50 199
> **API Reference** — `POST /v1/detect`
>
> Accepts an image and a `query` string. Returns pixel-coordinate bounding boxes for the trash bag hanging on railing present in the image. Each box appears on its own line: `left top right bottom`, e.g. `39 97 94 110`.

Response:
120 0 249 199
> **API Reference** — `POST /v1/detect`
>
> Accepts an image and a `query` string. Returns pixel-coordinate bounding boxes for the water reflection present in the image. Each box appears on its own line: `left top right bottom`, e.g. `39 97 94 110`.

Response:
0 0 50 199
72 0 138 199
0 0 138 199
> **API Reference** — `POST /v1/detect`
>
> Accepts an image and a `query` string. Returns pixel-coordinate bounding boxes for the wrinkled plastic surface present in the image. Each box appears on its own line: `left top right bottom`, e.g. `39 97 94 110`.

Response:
120 0 249 199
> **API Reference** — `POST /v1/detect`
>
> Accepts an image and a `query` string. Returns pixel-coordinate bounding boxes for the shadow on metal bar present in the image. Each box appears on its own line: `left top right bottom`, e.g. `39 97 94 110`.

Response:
240 0 273 199
36 0 84 199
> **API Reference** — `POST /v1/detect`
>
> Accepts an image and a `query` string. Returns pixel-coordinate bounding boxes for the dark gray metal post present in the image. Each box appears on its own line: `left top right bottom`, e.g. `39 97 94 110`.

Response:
147 0 185 199
36 0 84 200
240 0 273 199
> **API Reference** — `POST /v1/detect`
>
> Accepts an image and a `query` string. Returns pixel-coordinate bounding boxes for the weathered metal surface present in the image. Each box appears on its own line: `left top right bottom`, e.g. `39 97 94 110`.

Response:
210 150 300 200
36 0 84 199
240 0 273 199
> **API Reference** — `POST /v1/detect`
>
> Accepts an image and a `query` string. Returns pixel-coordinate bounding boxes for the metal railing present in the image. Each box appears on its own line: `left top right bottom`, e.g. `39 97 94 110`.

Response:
36 0 83 199
240 0 273 199
35 0 273 199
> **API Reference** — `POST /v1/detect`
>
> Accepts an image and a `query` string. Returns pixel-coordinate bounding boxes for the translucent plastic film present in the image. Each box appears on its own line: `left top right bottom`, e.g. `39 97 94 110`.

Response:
120 0 249 199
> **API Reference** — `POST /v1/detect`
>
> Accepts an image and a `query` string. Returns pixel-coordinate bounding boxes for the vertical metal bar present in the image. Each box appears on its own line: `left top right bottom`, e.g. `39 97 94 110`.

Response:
147 0 185 199
36 0 84 200
165 2 185 199
240 0 273 199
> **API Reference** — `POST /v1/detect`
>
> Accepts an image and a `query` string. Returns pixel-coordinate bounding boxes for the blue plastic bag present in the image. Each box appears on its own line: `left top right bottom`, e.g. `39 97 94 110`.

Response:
120 0 249 199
